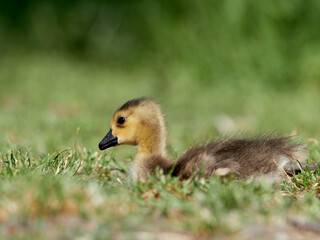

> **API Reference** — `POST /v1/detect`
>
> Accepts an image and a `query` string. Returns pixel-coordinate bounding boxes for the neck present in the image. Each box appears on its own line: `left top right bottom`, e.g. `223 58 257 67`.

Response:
138 134 167 156
130 105 171 181
130 135 172 181
136 121 168 158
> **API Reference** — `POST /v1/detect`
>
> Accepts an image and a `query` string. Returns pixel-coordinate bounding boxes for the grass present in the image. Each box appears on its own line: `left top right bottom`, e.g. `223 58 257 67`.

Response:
0 52 320 239
1 53 320 153
1 1 320 238
0 142 320 239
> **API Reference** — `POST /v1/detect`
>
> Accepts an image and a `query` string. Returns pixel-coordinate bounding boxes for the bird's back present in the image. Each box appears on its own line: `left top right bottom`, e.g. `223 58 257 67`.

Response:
173 137 308 180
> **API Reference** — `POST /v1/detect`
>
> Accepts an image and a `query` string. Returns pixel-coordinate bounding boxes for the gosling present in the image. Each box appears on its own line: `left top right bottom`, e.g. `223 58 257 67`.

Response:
99 97 315 182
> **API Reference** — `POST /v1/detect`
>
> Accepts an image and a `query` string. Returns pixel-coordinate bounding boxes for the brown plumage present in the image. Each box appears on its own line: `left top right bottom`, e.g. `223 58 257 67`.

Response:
98 97 315 182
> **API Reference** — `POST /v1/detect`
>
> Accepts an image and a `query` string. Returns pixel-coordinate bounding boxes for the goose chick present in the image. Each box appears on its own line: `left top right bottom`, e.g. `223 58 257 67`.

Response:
98 97 310 182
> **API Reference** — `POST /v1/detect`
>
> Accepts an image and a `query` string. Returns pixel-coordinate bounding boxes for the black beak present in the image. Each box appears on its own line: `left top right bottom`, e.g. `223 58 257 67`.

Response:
98 129 118 150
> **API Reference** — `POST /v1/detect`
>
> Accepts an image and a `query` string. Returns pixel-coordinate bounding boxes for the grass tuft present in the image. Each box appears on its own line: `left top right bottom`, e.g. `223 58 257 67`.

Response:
1 143 320 239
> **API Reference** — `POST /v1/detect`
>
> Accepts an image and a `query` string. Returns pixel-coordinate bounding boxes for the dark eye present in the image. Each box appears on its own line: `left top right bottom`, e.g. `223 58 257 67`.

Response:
117 116 126 125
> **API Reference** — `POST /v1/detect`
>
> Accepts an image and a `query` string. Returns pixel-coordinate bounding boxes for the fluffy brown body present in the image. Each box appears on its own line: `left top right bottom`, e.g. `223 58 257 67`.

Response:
99 98 313 182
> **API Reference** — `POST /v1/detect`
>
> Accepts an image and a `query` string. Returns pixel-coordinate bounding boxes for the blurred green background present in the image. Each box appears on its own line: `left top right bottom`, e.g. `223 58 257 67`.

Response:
0 0 320 153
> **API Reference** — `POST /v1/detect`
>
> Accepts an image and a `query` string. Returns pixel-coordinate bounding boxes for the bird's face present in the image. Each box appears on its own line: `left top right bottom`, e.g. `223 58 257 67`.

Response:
98 98 165 152
98 108 141 150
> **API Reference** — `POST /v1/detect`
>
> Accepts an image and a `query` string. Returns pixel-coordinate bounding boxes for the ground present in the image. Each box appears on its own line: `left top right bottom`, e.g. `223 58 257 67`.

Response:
0 54 320 239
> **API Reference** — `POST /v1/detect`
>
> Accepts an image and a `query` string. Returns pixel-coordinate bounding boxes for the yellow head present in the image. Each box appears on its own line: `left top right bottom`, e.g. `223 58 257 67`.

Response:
99 98 167 154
